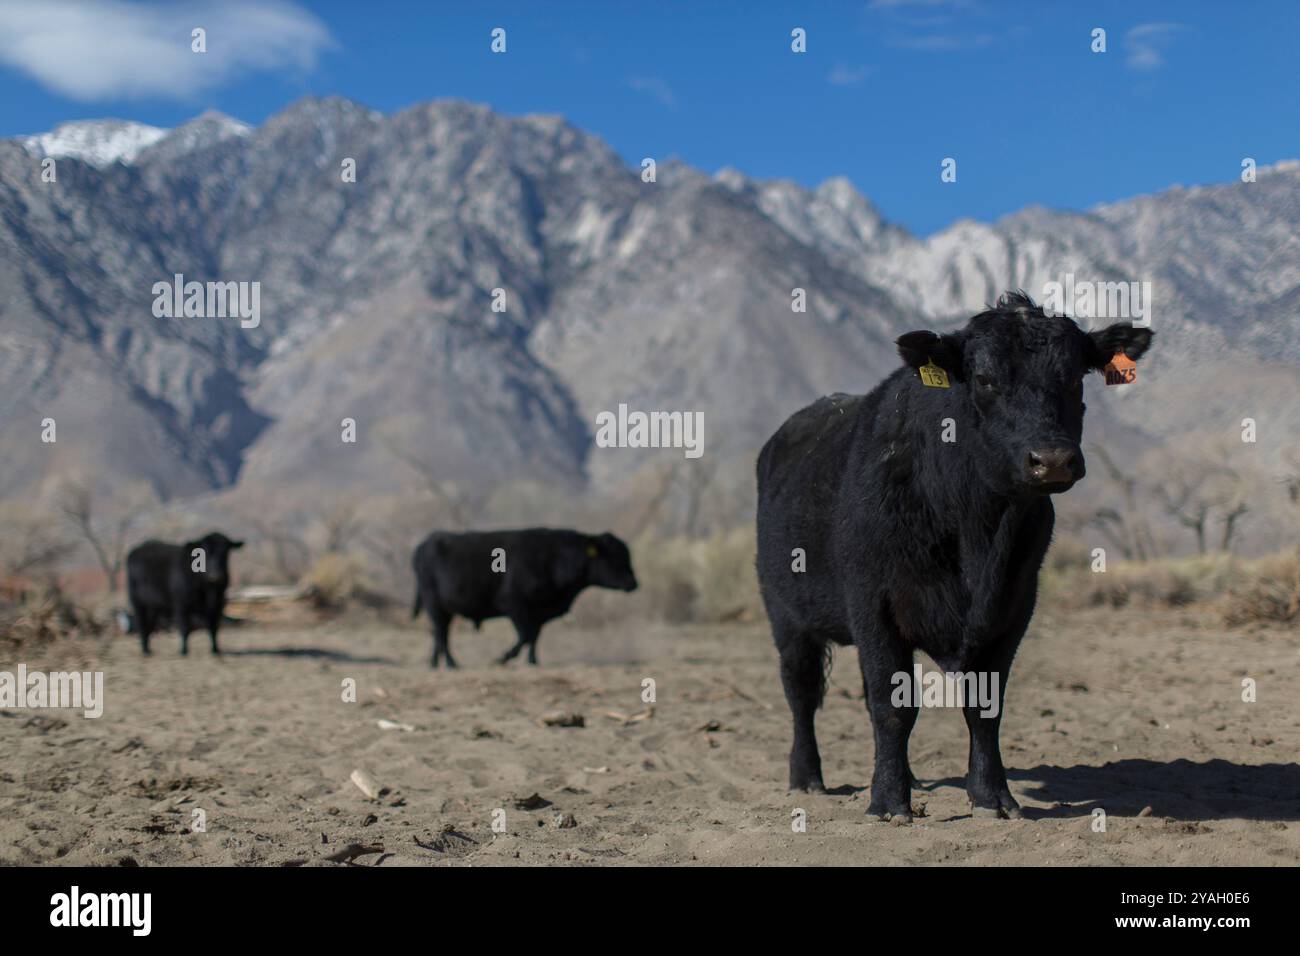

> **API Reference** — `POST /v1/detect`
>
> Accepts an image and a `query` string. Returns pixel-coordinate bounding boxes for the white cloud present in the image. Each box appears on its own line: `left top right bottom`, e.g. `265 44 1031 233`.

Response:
888 33 996 52
0 0 333 101
1125 22 1187 72
626 75 676 109
826 63 873 87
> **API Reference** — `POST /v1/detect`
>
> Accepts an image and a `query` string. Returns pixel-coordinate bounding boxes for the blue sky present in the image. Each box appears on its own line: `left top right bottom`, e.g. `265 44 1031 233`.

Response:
1 0 1296 235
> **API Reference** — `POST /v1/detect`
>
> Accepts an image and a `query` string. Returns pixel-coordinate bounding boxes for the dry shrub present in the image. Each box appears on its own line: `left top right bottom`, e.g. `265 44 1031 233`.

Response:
571 527 761 627
1043 550 1300 627
299 552 397 615
1222 551 1299 627
0 588 102 648
300 553 361 610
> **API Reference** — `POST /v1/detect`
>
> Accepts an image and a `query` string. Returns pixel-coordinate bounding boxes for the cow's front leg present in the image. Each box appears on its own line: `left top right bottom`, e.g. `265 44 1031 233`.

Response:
176 609 191 656
854 616 916 823
962 636 1023 819
207 614 222 656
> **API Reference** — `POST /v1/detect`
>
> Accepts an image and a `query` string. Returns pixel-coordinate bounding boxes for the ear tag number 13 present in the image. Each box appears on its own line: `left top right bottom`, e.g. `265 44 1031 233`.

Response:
918 359 950 389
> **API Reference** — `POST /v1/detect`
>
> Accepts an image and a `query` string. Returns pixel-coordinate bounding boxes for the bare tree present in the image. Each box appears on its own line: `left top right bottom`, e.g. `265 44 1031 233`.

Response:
681 458 719 539
245 513 312 583
1210 467 1252 553
376 429 482 529
56 480 154 592
320 500 364 554
0 505 78 582
628 463 678 539
1152 454 1219 554
1087 444 1157 561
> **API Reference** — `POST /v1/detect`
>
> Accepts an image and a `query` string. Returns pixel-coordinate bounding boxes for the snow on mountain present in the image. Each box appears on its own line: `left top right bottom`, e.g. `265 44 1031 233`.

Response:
20 119 168 167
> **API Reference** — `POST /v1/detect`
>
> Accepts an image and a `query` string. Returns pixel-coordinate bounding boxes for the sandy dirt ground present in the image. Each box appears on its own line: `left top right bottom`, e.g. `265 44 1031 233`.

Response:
2 606 1297 866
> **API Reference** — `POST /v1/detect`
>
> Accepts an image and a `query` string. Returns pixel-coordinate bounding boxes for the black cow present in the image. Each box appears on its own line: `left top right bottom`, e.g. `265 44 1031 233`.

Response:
126 532 244 656
756 291 1152 822
411 528 638 668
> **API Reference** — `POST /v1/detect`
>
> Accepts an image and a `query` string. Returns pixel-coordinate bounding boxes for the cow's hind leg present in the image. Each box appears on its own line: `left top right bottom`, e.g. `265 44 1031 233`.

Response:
500 617 538 666
525 623 544 665
777 632 829 794
134 602 153 656
207 613 222 656
427 599 455 669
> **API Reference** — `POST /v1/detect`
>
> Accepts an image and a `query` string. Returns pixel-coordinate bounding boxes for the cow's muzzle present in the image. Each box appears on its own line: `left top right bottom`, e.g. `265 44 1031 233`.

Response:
1024 445 1084 491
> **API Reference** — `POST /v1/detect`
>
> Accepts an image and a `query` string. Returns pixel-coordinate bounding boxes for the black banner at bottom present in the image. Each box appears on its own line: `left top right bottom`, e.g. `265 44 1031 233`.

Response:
0 865 1276 941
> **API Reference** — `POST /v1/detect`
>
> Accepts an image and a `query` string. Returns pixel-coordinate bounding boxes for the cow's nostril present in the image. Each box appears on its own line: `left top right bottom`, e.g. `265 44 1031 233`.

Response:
1027 447 1078 484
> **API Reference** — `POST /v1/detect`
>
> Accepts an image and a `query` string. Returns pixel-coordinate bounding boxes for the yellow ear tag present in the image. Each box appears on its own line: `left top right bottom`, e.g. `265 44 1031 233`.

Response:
586 545 598 557
918 359 949 388
1103 351 1136 386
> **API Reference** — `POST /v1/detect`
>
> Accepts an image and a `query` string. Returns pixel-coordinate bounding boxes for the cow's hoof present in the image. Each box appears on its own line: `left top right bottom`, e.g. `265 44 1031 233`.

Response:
970 801 1024 820
789 780 826 795
868 798 912 822
887 812 914 827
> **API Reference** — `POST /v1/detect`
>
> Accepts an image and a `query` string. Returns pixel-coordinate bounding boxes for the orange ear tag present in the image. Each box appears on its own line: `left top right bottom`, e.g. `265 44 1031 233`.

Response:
918 359 949 388
1103 352 1137 386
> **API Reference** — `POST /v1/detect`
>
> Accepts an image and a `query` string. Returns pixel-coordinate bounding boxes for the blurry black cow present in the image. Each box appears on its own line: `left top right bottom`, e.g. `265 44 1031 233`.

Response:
126 532 243 656
412 528 638 668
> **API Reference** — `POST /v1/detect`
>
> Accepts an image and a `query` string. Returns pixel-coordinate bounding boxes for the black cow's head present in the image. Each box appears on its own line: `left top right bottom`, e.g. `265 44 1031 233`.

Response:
897 291 1153 496
585 532 638 591
186 531 244 586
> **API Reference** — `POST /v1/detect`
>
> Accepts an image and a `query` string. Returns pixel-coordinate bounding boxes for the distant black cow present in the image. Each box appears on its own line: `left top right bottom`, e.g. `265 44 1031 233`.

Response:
126 532 244 656
756 291 1152 822
411 529 638 668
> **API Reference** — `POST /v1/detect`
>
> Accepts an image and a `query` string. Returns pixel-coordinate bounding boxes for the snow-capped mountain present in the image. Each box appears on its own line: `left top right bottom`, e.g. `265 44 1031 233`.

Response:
21 119 168 167
0 97 1295 549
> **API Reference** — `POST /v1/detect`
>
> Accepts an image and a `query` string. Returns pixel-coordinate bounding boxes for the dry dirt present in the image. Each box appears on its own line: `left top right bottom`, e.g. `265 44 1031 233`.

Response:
2 606 1298 866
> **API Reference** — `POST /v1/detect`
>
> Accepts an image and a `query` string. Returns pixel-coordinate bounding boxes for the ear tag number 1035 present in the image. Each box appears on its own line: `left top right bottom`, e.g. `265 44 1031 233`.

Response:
1103 352 1136 386
919 360 950 389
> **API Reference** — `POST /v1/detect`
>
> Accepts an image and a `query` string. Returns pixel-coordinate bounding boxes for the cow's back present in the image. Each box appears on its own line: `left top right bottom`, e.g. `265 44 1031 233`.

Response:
416 529 579 620
756 392 879 629
757 392 867 537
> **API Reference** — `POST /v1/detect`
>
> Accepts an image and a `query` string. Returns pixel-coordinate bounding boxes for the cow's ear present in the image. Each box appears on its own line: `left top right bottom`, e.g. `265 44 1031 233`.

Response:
896 330 965 379
1086 324 1153 369
230 539 244 549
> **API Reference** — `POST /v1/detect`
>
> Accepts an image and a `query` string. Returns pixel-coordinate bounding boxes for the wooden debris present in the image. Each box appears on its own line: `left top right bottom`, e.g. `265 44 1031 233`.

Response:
349 769 387 800
603 706 654 725
322 843 384 863
539 711 585 728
